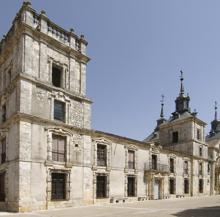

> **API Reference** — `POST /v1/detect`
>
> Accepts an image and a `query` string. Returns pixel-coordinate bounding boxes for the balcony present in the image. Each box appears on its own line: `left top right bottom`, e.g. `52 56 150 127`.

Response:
144 163 169 174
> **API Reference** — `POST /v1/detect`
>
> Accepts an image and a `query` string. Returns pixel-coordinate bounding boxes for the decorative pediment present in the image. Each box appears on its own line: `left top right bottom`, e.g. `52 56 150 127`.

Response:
168 153 176 159
125 144 137 150
92 137 112 145
0 129 8 138
45 126 73 136
150 144 160 154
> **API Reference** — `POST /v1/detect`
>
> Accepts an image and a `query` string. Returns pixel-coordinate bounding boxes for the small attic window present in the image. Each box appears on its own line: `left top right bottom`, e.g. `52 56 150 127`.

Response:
172 131 179 143
52 64 62 88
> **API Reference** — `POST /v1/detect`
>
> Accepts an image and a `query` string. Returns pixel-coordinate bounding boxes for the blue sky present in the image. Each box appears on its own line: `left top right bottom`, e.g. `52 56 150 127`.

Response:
1 0 220 140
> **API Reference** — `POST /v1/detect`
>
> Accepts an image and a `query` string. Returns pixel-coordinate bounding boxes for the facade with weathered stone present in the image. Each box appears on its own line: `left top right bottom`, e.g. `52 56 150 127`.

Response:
0 1 219 212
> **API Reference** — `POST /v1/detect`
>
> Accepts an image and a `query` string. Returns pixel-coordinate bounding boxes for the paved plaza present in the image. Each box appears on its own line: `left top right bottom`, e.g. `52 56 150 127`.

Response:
0 195 220 217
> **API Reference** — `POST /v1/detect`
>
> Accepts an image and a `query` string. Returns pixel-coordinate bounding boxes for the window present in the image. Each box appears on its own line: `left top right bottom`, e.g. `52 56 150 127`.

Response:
184 179 189 194
52 135 66 162
96 175 107 198
169 178 175 194
208 163 211 175
51 173 66 200
199 146 203 157
52 64 62 87
170 158 174 173
97 144 107 166
7 70 11 84
199 179 203 193
54 100 65 122
199 162 203 176
127 176 136 197
184 161 188 174
152 155 157 170
197 129 201 140
1 138 6 164
128 150 135 169
2 104 6 123
0 173 5 201
172 131 178 143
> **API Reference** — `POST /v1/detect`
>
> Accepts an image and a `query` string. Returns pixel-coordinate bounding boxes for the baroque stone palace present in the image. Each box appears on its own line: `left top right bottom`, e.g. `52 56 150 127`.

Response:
0 1 220 212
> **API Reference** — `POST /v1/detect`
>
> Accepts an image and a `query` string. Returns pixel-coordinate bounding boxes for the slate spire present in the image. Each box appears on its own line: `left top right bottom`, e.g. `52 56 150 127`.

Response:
174 70 191 115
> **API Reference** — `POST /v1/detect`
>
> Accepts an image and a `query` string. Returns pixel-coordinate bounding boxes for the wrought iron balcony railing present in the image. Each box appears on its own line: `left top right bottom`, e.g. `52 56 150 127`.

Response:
144 163 169 173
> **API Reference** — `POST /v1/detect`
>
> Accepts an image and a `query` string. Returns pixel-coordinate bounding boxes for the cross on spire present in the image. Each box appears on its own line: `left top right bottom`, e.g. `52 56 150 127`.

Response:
215 101 218 120
160 94 164 118
180 70 184 96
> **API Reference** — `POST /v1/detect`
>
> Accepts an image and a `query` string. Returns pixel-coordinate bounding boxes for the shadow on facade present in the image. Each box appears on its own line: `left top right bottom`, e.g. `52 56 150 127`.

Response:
173 206 220 217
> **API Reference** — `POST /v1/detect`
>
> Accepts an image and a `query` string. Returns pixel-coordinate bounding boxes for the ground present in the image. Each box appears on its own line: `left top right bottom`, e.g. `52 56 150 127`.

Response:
1 196 220 217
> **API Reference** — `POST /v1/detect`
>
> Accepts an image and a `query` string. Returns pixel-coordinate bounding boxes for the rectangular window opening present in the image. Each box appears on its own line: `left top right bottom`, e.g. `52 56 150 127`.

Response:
172 131 178 143
170 158 174 173
184 161 188 174
199 163 203 176
52 135 66 162
128 150 135 169
54 100 65 122
152 154 157 170
2 104 6 123
197 129 201 140
199 147 203 157
52 65 62 88
1 138 6 164
97 144 107 166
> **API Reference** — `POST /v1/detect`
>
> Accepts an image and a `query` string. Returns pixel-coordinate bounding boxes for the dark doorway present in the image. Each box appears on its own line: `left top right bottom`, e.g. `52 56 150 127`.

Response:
169 178 175 194
127 176 136 197
51 173 66 200
184 179 189 194
96 175 107 198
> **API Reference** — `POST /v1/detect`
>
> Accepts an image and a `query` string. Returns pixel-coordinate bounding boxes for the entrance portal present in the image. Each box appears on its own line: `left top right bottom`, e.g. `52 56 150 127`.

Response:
154 179 160 199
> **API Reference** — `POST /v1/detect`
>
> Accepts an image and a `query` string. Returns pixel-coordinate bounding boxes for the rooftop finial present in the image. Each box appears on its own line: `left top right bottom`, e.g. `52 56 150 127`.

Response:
180 70 184 96
160 94 164 118
215 101 218 120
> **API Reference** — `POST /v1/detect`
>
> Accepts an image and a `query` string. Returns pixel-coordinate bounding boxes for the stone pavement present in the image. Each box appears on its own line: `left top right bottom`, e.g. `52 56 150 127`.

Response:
1 195 220 217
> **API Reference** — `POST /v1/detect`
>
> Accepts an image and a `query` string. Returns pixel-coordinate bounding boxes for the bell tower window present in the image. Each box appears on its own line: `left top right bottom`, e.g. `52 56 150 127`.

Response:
172 131 179 143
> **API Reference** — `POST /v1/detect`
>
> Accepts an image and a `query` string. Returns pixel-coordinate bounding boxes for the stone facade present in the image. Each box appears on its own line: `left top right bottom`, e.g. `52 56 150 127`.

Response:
0 1 219 212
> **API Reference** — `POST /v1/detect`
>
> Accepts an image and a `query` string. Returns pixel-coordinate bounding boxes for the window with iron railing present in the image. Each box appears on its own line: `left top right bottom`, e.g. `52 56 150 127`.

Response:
52 135 66 162
96 175 107 198
170 158 174 173
97 144 107 166
208 163 211 175
197 129 201 140
184 161 188 174
128 150 135 169
199 163 203 176
152 155 157 170
51 173 66 200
